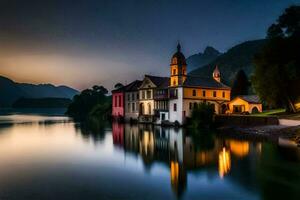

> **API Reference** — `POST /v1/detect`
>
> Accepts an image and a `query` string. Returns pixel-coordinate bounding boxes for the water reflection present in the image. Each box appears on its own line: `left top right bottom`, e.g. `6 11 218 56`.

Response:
0 116 299 200
111 122 300 199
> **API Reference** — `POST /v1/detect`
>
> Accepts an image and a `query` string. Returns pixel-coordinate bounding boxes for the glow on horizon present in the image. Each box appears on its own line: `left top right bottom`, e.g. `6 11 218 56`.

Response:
0 52 151 90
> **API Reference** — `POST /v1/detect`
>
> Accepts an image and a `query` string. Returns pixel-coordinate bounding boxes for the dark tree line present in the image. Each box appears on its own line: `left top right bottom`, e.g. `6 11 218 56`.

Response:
66 85 111 120
252 5 300 113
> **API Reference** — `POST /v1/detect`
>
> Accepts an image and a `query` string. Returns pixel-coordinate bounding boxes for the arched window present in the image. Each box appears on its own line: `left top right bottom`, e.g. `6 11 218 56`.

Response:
173 69 177 75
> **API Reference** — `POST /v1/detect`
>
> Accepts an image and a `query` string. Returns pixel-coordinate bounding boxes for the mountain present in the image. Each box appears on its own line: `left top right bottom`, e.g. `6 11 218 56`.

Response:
0 76 79 107
186 46 222 72
189 39 267 85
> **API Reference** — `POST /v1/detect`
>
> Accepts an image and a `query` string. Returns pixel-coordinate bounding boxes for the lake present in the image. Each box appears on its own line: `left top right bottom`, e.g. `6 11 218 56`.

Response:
0 114 299 200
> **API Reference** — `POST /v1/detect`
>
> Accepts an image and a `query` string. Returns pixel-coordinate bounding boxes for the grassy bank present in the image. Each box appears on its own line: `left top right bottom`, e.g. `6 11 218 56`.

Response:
251 109 300 120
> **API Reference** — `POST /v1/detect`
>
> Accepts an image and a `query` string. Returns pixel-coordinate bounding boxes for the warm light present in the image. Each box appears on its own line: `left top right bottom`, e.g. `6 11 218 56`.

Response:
229 140 249 157
218 147 231 178
139 131 154 156
170 161 179 187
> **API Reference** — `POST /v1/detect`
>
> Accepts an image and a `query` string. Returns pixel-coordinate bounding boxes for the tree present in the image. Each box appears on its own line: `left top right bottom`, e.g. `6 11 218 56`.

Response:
189 103 215 129
66 85 111 120
252 5 300 113
231 70 249 98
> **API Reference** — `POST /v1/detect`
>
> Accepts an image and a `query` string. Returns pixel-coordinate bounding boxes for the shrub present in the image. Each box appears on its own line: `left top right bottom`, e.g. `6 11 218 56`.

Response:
189 102 215 129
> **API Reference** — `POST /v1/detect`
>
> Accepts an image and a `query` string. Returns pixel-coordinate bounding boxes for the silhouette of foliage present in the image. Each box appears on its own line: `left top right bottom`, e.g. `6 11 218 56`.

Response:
252 5 300 112
231 70 250 98
188 103 215 129
66 85 111 120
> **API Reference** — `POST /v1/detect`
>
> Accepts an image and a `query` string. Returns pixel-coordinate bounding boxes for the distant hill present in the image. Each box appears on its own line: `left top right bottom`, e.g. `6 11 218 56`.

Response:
187 46 222 72
189 39 267 85
12 98 72 108
0 76 79 107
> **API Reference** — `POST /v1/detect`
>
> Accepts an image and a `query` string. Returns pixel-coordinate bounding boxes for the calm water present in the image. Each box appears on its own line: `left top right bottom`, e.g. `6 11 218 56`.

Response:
0 114 299 200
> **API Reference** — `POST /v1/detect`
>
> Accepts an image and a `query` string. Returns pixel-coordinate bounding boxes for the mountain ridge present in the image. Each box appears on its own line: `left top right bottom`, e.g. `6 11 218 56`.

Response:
0 75 79 107
189 39 267 85
186 46 222 72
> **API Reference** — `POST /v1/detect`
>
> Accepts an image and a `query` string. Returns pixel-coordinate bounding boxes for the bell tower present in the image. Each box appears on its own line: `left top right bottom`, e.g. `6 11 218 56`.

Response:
170 43 187 87
213 65 221 82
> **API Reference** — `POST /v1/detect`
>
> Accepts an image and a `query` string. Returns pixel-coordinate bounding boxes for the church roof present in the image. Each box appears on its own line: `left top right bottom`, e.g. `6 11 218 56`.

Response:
145 75 170 88
124 80 142 91
112 80 142 93
183 76 230 89
236 95 261 104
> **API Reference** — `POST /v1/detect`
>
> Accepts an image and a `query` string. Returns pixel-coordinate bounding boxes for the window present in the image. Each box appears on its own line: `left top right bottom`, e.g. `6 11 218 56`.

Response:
119 95 122 107
132 93 135 101
132 103 135 112
189 102 192 110
127 94 130 101
222 91 225 98
173 80 176 86
142 91 145 99
192 89 196 96
128 103 130 112
213 91 217 97
147 90 151 99
137 93 139 99
114 96 117 107
173 103 177 111
173 69 176 75
202 90 206 97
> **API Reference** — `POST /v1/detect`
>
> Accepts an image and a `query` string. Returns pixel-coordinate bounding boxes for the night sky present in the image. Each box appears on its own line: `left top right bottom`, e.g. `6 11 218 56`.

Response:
0 0 299 90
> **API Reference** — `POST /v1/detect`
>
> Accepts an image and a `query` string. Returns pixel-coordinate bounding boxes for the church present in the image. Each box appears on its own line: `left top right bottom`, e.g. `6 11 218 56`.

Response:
112 43 261 125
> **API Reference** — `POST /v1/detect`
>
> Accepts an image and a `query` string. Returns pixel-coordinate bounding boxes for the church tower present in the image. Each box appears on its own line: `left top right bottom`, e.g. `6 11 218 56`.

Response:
213 65 221 82
170 43 187 87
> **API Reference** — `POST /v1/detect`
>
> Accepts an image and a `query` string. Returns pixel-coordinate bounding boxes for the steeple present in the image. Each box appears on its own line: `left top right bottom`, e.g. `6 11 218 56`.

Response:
177 42 181 52
213 65 221 82
170 42 187 87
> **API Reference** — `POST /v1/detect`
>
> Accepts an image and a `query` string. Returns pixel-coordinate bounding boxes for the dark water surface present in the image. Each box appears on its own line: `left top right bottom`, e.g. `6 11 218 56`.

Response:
0 114 299 200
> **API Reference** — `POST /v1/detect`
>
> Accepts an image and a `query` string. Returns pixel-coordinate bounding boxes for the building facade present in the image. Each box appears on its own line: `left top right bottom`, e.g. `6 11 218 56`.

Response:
168 44 231 125
111 43 263 125
112 88 125 119
124 80 142 121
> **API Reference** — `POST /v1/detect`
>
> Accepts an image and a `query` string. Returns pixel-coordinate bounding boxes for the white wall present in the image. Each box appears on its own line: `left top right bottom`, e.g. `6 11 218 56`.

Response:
169 87 183 124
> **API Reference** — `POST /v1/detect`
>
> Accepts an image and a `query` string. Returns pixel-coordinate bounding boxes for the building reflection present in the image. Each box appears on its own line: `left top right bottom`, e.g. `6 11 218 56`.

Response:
112 122 261 198
218 147 231 178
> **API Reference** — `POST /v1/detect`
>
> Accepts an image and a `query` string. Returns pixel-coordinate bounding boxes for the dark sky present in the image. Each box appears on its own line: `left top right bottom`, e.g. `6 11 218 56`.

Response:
0 0 299 90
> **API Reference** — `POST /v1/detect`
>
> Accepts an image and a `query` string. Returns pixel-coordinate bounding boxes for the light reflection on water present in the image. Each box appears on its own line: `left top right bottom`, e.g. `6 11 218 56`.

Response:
0 115 299 200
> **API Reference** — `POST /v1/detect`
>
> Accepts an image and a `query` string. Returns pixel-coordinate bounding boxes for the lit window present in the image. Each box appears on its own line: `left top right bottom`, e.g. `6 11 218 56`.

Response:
173 69 176 75
173 80 176 86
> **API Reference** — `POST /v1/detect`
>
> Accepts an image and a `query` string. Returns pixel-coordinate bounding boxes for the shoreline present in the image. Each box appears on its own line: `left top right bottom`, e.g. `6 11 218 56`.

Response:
217 123 300 146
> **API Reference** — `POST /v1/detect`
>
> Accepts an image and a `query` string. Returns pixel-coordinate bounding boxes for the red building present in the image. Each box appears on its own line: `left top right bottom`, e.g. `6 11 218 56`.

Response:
112 87 125 119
